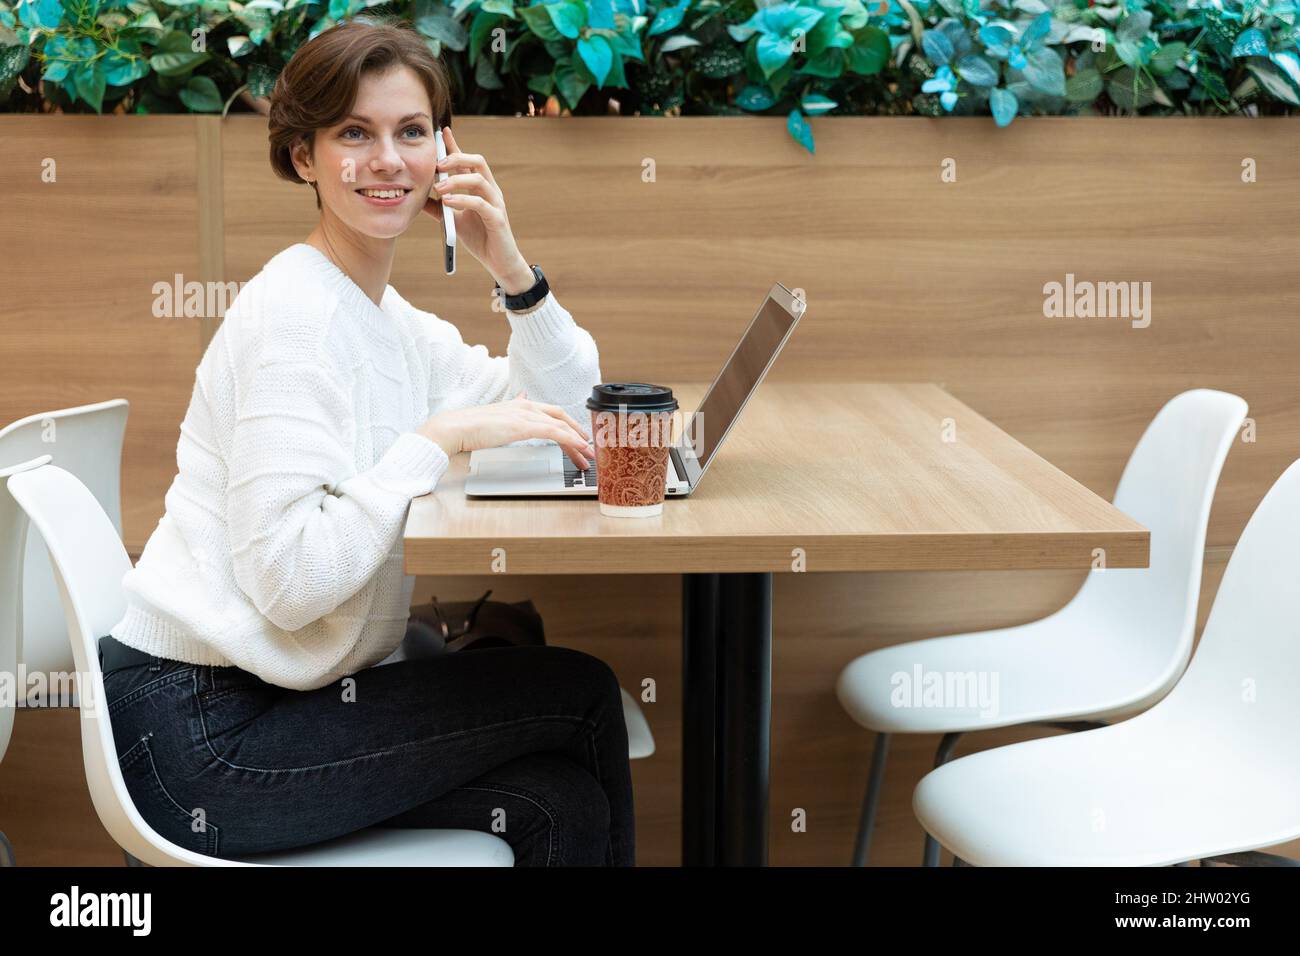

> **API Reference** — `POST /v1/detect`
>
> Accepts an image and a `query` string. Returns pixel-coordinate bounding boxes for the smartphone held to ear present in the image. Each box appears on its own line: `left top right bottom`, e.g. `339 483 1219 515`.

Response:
435 127 456 275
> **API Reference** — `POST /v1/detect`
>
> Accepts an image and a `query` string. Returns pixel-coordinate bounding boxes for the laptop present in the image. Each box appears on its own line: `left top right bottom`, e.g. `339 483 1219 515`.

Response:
464 282 805 498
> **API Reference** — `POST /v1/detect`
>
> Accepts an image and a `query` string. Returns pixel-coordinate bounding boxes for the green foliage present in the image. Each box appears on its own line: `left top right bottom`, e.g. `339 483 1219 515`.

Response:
0 0 1296 150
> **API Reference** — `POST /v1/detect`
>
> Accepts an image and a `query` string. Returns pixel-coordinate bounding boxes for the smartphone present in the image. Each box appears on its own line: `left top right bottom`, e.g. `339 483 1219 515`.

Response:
435 127 456 275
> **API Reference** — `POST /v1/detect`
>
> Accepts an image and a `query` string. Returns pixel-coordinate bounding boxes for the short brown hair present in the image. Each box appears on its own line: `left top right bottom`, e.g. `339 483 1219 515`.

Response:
267 16 454 209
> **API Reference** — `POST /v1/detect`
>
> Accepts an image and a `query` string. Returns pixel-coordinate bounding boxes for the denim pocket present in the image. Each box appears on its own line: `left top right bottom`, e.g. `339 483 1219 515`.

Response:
118 734 220 857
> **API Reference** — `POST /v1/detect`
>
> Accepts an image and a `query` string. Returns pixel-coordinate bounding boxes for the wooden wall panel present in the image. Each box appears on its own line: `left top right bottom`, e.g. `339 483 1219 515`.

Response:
1 115 1297 866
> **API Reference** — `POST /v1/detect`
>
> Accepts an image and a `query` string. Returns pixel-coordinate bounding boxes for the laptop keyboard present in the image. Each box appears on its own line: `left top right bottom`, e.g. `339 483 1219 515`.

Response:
563 458 597 488
563 456 682 490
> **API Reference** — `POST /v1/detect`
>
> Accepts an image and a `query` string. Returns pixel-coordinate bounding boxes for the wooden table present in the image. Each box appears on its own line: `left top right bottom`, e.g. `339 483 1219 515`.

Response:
404 383 1150 865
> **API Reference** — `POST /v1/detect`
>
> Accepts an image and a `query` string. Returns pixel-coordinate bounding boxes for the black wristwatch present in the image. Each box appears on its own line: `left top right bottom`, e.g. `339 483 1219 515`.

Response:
494 264 549 311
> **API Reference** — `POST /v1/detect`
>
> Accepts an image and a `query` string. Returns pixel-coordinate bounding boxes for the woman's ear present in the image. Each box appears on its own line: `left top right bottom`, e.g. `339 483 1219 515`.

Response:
289 137 315 183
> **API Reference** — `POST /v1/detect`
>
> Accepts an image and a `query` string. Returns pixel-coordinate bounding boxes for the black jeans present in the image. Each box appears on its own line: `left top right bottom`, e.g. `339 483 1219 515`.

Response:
99 636 635 866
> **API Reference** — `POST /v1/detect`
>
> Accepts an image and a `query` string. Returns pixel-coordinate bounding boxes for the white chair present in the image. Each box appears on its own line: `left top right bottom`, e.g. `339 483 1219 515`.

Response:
621 687 655 759
6 463 513 867
0 453 53 866
0 399 129 705
836 389 1248 865
913 459 1300 866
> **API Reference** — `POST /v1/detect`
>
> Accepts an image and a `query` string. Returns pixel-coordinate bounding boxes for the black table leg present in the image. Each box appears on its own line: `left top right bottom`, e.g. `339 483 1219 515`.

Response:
681 571 773 867
681 573 718 866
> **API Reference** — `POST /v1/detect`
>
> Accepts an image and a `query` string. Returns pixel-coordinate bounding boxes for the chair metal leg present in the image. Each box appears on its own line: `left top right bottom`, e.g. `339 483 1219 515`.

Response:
0 829 14 867
851 732 890 866
922 732 963 867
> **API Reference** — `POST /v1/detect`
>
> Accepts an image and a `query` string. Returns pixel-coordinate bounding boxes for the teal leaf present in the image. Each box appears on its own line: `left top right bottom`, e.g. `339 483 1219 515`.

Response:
989 85 1017 125
922 28 954 65
1115 10 1151 44
577 34 613 85
546 1 584 39
955 53 997 87
1021 45 1064 96
588 0 615 30
800 92 836 114
757 32 795 76
787 107 814 153
1231 28 1269 59
735 83 774 110
648 0 688 37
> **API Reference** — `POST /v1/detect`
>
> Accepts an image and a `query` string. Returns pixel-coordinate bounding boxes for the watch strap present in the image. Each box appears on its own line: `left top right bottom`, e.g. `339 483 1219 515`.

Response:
495 264 548 311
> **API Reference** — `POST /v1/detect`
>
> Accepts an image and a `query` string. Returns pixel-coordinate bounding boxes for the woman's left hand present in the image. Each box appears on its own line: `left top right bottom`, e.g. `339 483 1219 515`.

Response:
422 125 533 293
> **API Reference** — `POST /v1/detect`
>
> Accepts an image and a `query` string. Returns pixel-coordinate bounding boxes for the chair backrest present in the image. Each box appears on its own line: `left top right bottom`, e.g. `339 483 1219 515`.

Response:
0 455 53 766
1056 389 1247 703
0 400 129 699
1155 458 1300 759
6 463 235 866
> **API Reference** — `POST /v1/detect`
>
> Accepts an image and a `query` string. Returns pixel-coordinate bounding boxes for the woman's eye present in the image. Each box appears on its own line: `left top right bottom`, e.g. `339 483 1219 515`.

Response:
341 126 365 140
403 125 427 138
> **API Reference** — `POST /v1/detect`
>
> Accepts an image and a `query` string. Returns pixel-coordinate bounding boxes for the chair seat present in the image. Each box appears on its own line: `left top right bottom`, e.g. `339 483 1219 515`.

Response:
836 607 1178 734
229 826 514 866
912 712 1300 866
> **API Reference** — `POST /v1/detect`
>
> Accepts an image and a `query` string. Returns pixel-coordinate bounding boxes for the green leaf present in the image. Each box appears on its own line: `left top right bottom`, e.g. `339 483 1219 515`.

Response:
0 43 30 84
178 73 221 111
527 71 554 95
518 2 561 40
246 61 277 97
845 25 888 76
1107 66 1157 109
1247 59 1300 105
577 34 612 85
469 9 503 67
1149 42 1185 76
481 0 514 15
475 52 504 89
416 12 469 50
76 60 106 112
1065 67 1102 102
150 30 210 76
695 43 744 79
554 59 590 107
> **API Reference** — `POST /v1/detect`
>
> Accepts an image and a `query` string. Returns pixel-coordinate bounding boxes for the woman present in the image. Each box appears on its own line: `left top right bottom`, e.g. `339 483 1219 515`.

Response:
98 17 635 866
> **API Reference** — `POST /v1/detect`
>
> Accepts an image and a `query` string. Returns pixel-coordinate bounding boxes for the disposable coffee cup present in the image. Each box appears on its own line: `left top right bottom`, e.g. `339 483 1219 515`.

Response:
585 383 679 518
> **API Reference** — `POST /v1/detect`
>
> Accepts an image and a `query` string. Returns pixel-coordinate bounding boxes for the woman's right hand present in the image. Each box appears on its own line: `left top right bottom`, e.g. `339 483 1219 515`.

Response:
418 391 594 469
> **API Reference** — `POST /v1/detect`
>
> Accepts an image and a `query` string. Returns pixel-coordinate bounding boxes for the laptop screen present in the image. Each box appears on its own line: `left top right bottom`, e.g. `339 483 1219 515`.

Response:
678 284 803 487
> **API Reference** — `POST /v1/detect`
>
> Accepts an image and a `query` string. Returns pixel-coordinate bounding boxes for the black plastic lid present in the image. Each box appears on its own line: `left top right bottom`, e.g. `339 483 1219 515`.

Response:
585 383 678 413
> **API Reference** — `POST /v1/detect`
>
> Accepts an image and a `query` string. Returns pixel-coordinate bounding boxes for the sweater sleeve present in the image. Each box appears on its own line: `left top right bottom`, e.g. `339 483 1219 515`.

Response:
405 289 602 430
225 322 450 634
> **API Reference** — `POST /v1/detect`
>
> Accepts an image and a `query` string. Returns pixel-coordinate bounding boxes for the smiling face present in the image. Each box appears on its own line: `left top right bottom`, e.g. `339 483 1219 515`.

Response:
290 65 438 240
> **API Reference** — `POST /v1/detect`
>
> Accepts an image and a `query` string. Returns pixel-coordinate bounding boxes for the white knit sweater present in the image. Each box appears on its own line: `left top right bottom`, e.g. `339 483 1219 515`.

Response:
109 242 601 690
